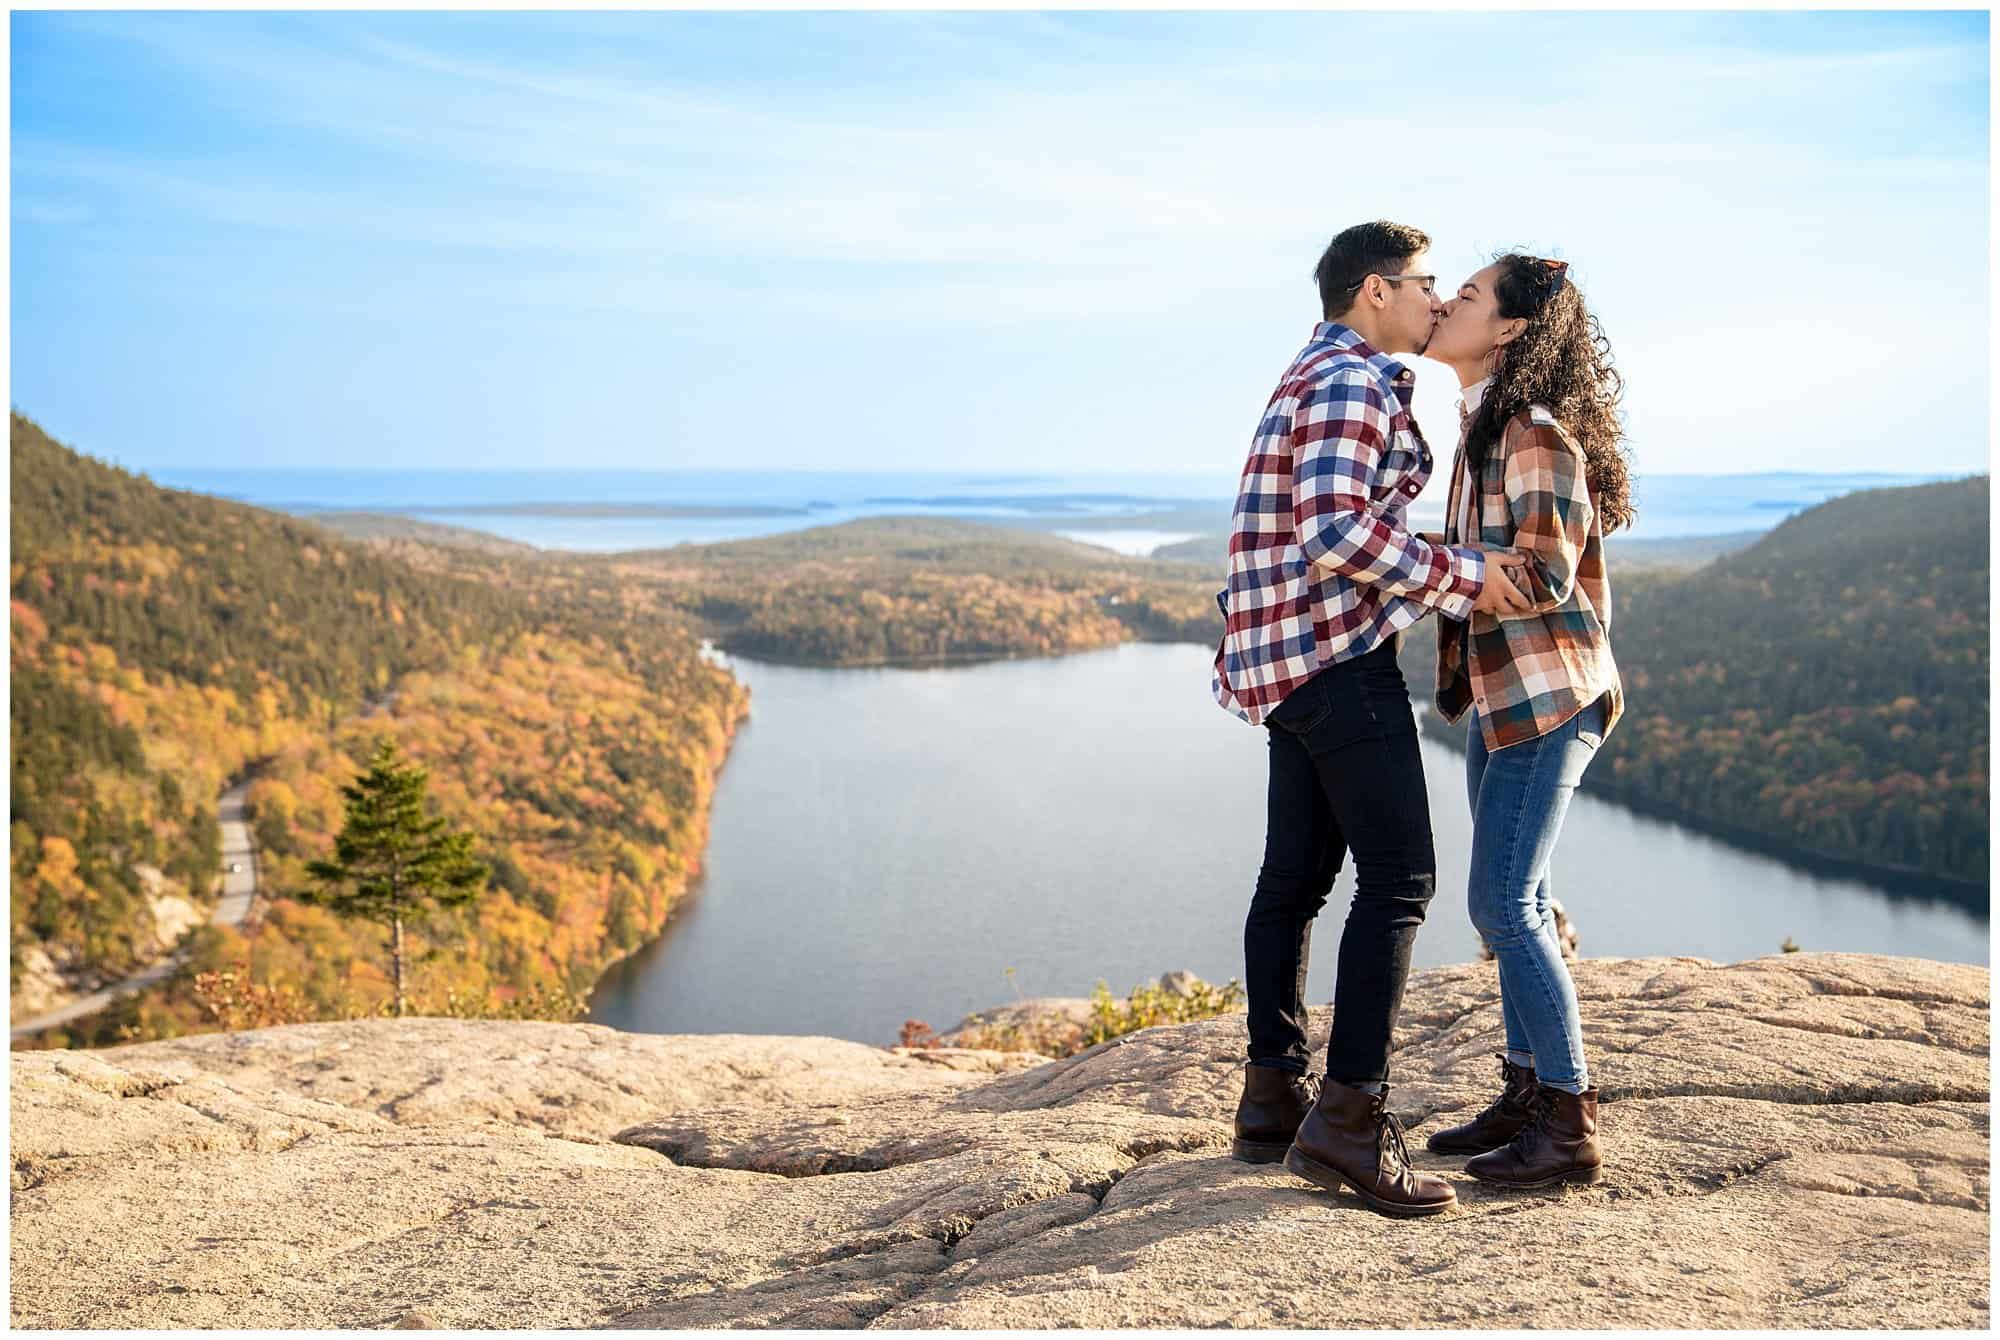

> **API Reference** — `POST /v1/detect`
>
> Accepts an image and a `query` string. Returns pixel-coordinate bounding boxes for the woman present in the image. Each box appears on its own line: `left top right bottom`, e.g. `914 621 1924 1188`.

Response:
1419 253 1635 1187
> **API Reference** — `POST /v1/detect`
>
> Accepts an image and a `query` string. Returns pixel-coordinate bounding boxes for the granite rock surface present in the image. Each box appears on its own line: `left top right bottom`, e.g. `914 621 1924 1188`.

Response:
9 953 1989 1329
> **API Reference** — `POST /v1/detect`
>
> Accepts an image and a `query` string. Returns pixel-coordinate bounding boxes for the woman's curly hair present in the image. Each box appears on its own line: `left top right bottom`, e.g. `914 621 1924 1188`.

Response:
1464 253 1636 533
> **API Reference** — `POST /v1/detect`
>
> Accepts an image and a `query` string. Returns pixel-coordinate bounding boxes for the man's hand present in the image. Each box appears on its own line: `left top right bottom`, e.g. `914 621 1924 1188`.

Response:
1475 543 1531 572
1472 558 1534 615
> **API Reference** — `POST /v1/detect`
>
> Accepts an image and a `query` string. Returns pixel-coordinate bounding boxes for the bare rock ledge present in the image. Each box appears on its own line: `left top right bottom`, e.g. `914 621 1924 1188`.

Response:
9 953 1990 1328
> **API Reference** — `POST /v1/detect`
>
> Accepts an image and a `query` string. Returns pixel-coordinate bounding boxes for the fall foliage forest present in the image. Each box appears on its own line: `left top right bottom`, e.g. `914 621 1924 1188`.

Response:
602 478 1991 888
1398 476 1989 888
10 409 1987 1049
11 413 746 1045
603 482 1989 888
336 515 1225 667
284 471 2000 891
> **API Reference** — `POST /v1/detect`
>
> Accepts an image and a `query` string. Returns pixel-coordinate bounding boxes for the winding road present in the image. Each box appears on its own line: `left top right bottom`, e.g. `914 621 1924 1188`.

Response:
10 778 258 1042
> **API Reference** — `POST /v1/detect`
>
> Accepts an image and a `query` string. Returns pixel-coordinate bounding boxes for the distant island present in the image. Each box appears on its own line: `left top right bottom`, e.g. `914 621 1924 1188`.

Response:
861 491 1193 508
324 501 805 519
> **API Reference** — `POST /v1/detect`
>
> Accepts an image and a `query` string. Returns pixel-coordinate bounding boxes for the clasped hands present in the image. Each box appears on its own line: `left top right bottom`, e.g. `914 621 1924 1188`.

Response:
1416 532 1534 615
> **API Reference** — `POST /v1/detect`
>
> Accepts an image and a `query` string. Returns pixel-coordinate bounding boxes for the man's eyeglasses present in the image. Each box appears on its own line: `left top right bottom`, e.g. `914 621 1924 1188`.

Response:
1346 273 1437 296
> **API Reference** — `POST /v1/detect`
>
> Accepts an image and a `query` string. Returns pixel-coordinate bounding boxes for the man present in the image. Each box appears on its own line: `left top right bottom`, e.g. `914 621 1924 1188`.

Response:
1213 220 1531 1217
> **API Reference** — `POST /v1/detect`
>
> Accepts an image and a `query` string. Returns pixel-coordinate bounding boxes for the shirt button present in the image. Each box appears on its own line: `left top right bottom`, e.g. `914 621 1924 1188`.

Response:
1404 481 1420 496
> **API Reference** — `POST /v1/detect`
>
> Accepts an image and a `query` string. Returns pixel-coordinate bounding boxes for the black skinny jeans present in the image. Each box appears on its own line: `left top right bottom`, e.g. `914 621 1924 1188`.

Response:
1244 638 1437 1085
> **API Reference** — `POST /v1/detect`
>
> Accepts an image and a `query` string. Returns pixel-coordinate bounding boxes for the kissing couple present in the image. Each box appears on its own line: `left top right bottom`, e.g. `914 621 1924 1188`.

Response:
1211 219 1634 1217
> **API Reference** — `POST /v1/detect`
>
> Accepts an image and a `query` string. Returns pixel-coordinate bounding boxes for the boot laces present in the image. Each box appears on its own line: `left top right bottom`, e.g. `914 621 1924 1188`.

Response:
1491 1054 1535 1116
1370 1096 1412 1172
1503 1086 1561 1156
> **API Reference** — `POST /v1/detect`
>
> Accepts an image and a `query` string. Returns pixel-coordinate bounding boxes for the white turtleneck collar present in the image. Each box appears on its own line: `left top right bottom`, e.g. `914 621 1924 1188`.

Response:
1460 376 1492 418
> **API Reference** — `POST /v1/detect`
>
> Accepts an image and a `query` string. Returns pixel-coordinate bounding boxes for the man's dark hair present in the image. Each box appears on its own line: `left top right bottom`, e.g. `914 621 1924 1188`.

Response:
1313 220 1430 319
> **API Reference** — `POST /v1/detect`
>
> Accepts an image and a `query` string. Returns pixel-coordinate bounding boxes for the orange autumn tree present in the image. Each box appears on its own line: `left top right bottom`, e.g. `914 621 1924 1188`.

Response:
303 738 489 1017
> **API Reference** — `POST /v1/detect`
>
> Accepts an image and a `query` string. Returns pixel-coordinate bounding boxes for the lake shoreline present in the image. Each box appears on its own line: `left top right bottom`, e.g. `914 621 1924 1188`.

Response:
707 641 1992 907
585 645 1983 1045
1415 713 1990 909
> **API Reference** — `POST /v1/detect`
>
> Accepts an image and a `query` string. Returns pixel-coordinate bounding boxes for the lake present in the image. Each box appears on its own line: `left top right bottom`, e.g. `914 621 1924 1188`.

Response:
587 643 1989 1046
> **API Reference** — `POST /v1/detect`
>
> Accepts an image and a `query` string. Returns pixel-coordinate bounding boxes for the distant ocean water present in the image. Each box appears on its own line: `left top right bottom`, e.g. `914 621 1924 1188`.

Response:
149 467 1959 556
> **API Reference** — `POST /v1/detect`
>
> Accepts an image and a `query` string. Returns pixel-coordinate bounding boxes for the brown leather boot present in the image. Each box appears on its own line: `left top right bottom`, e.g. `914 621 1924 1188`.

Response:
1426 1054 1538 1155
1232 1065 1320 1163
1283 1080 1457 1217
1464 1084 1603 1188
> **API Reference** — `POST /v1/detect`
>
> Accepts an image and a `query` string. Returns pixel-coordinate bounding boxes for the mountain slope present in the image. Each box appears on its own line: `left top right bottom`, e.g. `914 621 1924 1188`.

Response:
10 413 746 1041
1403 476 1989 885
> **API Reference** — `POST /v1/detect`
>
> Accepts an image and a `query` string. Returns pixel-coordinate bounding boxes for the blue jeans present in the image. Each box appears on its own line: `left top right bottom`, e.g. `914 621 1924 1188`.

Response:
1463 695 1608 1094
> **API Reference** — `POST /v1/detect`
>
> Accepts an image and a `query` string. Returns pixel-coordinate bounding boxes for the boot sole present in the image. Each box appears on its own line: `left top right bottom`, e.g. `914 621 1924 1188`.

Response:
1282 1146 1455 1218
1467 1163 1604 1189
1231 1137 1293 1164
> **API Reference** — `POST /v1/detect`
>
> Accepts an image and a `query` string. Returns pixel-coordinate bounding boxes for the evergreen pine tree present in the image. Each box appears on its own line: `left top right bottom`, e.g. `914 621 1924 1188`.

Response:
303 738 488 1017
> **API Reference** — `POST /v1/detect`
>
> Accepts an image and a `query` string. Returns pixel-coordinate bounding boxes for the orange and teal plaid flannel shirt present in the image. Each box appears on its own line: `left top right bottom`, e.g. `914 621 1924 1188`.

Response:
1435 404 1624 752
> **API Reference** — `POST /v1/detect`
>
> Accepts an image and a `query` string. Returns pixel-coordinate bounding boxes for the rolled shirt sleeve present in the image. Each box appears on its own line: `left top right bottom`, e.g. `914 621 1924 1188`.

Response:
1501 421 1594 616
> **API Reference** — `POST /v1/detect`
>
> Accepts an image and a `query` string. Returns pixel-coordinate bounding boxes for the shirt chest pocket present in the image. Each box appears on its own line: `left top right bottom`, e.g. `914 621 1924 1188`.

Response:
1370 413 1431 507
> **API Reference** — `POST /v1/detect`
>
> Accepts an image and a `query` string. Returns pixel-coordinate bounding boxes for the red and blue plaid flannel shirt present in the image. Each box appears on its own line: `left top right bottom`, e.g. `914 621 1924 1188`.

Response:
1213 322 1487 725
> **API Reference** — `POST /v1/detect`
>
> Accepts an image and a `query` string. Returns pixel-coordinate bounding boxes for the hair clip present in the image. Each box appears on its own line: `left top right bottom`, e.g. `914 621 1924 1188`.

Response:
1541 259 1569 279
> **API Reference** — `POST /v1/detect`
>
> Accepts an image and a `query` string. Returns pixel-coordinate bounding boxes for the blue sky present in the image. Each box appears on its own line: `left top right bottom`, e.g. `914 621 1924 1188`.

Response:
10 10 1990 476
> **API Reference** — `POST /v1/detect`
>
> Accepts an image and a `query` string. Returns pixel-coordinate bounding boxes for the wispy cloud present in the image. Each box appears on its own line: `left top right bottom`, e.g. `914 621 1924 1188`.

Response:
10 10 1988 472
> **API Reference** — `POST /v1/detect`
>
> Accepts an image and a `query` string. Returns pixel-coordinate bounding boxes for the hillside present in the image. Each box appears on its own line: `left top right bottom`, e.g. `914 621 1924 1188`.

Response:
10 414 747 1044
1402 476 1989 886
9 953 1987 1328
317 479 1989 887
313 512 1226 666
616 518 1224 663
